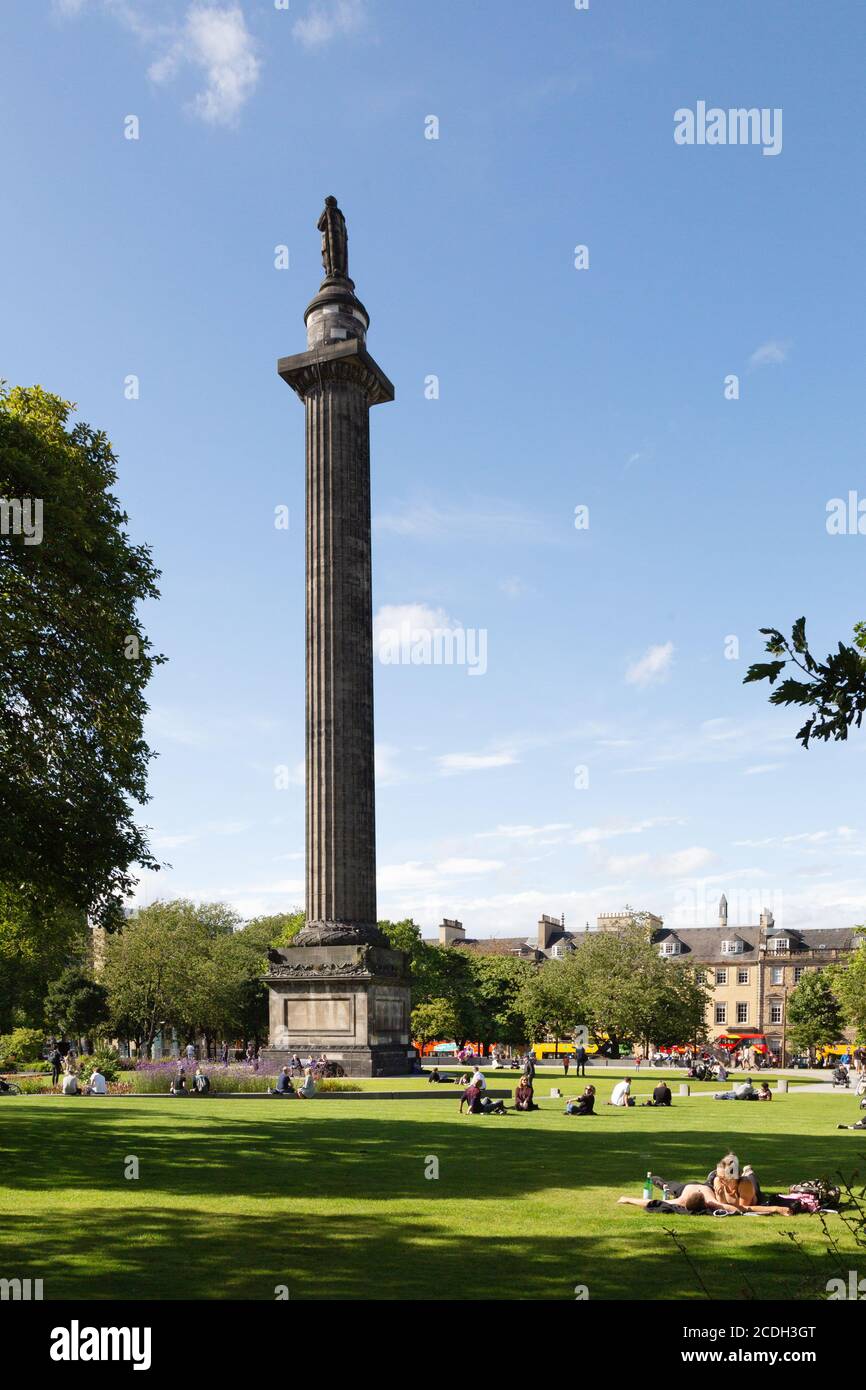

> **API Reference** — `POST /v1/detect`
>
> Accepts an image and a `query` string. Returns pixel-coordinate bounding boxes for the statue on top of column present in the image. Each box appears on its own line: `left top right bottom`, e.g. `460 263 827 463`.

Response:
318 195 349 280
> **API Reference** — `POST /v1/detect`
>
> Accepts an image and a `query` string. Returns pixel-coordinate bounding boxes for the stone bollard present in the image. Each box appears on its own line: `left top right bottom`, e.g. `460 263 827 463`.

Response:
777 1077 788 1093
679 1083 690 1097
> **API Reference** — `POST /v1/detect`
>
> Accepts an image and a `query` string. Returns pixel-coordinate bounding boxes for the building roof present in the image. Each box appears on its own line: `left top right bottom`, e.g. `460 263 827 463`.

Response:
651 924 855 962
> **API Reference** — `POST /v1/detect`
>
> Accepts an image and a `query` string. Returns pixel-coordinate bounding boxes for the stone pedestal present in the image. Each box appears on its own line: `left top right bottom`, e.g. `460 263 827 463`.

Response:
261 943 413 1078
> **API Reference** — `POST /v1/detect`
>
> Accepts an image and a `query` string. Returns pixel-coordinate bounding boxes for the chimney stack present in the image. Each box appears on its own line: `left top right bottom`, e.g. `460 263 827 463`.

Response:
439 918 465 946
538 914 560 951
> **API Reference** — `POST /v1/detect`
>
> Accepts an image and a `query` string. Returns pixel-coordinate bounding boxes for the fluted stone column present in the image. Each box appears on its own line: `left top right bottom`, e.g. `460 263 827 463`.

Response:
265 200 411 1076
277 197 393 947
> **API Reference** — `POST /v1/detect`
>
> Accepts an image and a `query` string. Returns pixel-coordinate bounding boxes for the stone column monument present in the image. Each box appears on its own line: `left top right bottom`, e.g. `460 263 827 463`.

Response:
261 197 412 1078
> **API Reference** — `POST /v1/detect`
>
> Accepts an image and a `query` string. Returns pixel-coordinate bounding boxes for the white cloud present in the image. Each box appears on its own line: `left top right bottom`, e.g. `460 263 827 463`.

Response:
573 816 681 846
374 602 452 657
149 4 261 126
625 641 674 688
438 751 517 775
476 823 572 841
293 0 365 50
743 763 780 776
375 743 405 787
437 858 504 875
749 340 789 368
652 846 715 877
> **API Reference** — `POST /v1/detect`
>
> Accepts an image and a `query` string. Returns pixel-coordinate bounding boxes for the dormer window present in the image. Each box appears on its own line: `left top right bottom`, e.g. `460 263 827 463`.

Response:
660 940 681 956
721 938 742 955
771 938 790 954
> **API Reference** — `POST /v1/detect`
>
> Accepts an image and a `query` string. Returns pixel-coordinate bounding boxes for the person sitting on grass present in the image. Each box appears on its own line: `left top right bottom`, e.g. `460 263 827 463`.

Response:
87 1068 107 1096
644 1079 671 1107
757 1081 772 1101
296 1067 317 1099
514 1076 536 1111
169 1067 187 1096
270 1066 295 1097
192 1067 210 1095
608 1077 634 1107
564 1085 595 1115
460 1082 483 1115
61 1069 79 1096
428 1067 444 1084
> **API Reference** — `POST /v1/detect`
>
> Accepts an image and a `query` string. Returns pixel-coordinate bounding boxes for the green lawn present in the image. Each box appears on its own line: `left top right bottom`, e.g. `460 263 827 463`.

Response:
1 1079 863 1301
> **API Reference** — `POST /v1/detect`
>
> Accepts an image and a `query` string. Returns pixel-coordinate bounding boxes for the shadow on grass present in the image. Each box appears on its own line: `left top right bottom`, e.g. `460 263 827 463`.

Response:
1 1101 863 1300
0 1203 860 1302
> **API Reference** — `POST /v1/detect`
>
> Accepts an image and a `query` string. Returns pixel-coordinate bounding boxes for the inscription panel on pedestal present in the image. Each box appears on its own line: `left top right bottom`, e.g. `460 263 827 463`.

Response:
283 995 355 1035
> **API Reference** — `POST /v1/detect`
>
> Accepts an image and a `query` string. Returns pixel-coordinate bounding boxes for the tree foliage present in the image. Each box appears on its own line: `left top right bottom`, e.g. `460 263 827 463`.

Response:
785 969 845 1053
828 929 866 1041
744 618 866 748
0 384 164 925
44 966 109 1042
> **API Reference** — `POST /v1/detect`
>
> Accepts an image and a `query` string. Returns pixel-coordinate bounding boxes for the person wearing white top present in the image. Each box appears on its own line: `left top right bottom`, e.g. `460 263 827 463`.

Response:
609 1078 631 1107
471 1069 486 1091
61 1071 79 1095
88 1070 107 1095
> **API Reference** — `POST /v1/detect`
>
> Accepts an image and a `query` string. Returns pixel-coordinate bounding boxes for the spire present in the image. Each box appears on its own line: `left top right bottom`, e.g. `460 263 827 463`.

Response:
719 893 728 926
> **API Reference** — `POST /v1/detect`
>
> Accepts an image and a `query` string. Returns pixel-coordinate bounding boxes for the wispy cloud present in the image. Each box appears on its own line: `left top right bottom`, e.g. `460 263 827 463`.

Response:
438 751 517 775
625 641 674 688
293 0 365 50
375 499 552 545
749 340 789 368
149 4 261 126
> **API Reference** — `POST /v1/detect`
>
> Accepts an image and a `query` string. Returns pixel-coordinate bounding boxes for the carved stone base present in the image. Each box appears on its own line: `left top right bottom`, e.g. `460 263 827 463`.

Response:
264 942 413 1077
292 920 388 948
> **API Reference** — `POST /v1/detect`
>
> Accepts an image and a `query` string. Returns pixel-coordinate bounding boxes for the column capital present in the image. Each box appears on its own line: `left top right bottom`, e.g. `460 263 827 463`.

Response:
277 338 394 406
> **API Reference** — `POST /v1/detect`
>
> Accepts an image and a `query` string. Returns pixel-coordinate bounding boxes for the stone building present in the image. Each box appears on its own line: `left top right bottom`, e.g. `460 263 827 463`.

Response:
426 897 856 1058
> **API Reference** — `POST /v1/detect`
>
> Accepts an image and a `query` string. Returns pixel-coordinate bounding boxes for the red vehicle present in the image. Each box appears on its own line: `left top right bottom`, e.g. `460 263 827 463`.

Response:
716 1029 768 1055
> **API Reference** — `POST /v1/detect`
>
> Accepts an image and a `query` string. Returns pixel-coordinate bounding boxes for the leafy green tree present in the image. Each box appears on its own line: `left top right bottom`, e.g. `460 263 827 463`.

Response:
744 618 866 748
250 910 305 948
102 900 223 1052
0 885 88 1031
569 921 709 1056
0 384 164 926
411 999 459 1047
518 956 584 1049
786 969 846 1055
44 966 109 1044
470 954 534 1052
828 929 866 1041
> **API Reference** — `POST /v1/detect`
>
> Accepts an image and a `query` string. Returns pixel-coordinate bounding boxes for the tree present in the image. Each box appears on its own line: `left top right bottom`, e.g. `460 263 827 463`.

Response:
411 999 459 1047
44 966 109 1044
744 618 866 748
786 969 845 1056
518 957 583 1048
0 885 88 1031
0 384 164 926
470 954 534 1053
250 910 305 948
102 900 224 1052
828 929 866 1041
568 922 709 1056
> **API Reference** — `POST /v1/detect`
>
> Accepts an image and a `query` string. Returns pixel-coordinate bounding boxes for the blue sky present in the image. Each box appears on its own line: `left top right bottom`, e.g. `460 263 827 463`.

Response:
2 0 865 935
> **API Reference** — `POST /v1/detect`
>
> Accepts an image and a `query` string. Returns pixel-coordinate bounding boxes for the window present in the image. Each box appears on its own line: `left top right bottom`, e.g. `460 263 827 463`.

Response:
794 966 805 982
771 967 784 985
771 938 790 953
715 969 728 986
721 939 742 955
715 1004 727 1025
660 941 680 956
737 968 749 985
770 1002 782 1025
736 1003 749 1025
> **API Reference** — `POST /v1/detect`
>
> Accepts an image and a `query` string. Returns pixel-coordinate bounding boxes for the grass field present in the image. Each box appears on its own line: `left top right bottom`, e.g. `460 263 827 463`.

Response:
1 1074 863 1301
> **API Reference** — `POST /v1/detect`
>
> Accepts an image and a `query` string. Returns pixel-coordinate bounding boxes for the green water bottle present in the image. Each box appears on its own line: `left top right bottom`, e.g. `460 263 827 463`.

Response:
643 1170 653 1201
